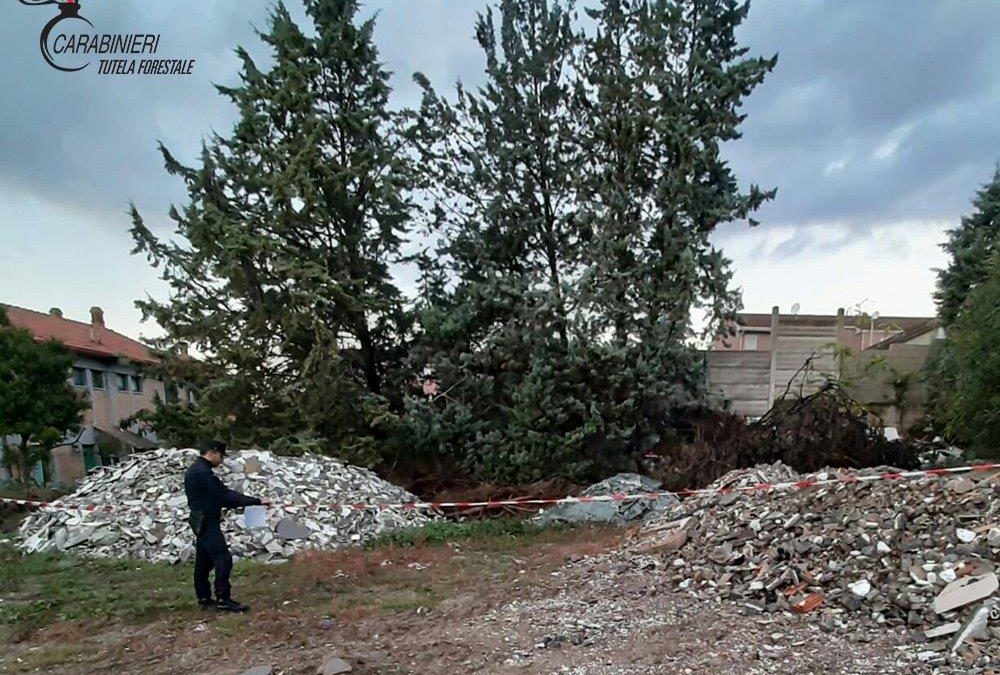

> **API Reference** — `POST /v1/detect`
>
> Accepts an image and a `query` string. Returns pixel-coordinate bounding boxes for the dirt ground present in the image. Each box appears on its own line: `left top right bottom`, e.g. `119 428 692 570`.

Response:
0 526 945 675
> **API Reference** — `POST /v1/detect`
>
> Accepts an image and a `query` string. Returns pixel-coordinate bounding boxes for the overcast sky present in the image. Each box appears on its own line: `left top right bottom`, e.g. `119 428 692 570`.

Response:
1 0 998 341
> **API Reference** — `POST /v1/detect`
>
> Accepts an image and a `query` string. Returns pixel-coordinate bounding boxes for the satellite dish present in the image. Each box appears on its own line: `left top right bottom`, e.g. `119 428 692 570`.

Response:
791 303 800 317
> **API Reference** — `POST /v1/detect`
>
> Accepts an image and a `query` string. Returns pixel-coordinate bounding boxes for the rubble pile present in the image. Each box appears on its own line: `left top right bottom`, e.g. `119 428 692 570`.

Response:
698 461 800 491
628 463 1000 666
915 438 967 468
18 448 435 563
535 473 679 526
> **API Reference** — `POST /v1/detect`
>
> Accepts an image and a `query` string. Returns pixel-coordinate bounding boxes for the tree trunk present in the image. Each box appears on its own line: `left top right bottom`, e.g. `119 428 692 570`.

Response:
541 196 569 350
18 436 33 486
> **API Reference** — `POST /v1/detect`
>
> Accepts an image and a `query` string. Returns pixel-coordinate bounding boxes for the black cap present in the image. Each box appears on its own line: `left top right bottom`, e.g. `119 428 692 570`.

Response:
199 439 227 456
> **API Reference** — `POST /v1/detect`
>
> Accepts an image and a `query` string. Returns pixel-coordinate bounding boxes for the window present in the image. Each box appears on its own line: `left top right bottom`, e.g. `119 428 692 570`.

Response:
116 374 129 392
187 389 196 404
91 370 105 389
165 383 179 404
130 375 143 393
743 334 759 350
72 367 87 387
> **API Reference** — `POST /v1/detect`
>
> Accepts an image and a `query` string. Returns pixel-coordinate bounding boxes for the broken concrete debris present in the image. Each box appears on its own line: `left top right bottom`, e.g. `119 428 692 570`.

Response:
848 580 872 598
920 443 966 469
240 667 274 675
17 448 435 563
319 656 353 674
957 528 978 543
535 473 678 526
934 574 999 614
948 478 976 495
276 518 314 540
949 601 995 654
925 622 962 639
622 461 1000 666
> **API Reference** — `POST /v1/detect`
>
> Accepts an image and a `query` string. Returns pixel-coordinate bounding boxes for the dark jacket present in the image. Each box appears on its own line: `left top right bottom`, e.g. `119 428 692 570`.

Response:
184 456 261 523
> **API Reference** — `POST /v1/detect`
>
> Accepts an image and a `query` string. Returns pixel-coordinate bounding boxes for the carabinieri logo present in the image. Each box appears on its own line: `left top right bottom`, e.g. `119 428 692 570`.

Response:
20 0 92 72
18 0 196 75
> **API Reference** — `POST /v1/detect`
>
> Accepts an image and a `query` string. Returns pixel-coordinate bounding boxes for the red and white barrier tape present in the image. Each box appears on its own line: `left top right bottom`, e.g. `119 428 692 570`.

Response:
2 463 997 515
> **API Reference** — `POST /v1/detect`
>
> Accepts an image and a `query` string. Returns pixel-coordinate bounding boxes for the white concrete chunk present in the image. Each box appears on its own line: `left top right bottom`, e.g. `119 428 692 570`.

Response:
934 573 999 614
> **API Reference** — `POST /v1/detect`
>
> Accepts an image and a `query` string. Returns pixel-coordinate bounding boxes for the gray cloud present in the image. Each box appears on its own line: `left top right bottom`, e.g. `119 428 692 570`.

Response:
0 0 491 236
0 0 997 260
728 0 1000 245
0 1 261 227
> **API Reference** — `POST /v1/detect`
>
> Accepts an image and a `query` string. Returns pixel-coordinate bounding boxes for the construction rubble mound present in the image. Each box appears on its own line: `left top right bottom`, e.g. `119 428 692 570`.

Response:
626 461 1000 668
535 473 679 526
18 448 435 563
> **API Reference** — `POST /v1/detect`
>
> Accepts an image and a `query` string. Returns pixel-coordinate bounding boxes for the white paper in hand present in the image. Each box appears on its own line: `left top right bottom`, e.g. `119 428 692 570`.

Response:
244 505 267 529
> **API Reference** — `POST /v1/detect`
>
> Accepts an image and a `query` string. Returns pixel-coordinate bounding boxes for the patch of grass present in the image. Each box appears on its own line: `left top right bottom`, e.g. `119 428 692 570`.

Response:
3 643 97 673
0 520 621 641
0 547 193 636
370 518 553 549
375 587 441 612
211 612 249 637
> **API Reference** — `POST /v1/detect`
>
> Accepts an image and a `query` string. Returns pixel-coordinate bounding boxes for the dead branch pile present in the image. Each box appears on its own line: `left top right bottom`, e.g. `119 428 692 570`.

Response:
651 382 919 492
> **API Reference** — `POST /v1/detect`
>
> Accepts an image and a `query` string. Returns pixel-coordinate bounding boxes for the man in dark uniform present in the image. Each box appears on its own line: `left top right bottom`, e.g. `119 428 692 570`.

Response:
184 441 268 612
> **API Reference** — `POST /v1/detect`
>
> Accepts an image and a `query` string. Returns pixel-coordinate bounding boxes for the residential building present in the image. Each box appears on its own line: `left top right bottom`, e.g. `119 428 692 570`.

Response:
711 309 934 353
868 318 945 350
705 307 941 427
1 304 192 484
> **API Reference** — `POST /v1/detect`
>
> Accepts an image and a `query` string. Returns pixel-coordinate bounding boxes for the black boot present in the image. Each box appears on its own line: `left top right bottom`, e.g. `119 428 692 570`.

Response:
216 598 250 613
198 597 215 610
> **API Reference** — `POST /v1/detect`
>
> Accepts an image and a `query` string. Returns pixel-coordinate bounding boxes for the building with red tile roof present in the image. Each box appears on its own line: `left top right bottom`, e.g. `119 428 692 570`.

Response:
3 304 157 364
1 304 185 484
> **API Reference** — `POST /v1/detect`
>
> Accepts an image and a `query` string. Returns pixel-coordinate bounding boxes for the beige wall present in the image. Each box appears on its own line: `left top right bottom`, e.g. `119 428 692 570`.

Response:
706 310 936 431
51 446 84 484
705 333 837 417
89 387 114 429
706 343 934 431
140 378 167 412
706 351 771 417
840 344 932 431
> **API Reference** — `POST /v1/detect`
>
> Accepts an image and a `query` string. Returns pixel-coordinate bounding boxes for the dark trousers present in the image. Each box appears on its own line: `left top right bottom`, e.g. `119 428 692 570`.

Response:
193 521 233 601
